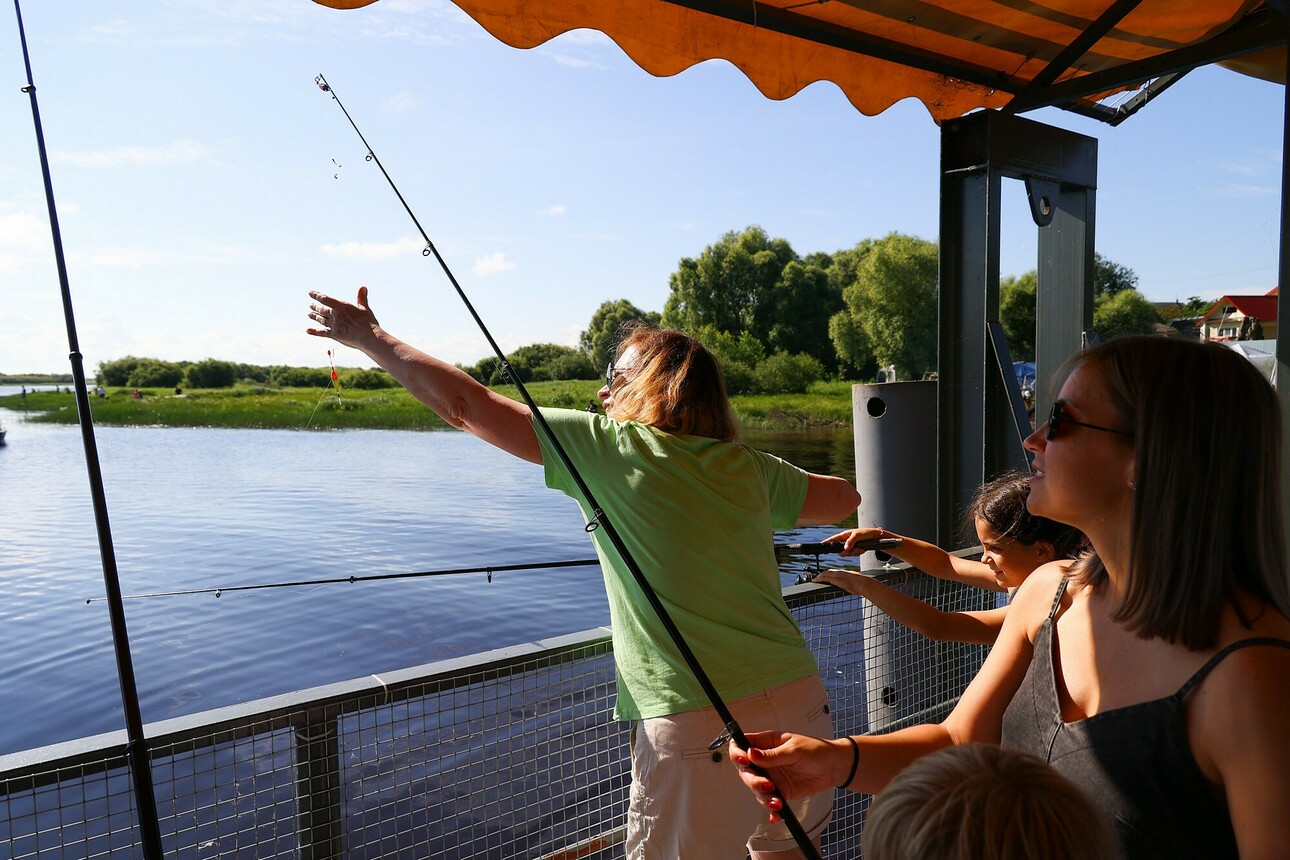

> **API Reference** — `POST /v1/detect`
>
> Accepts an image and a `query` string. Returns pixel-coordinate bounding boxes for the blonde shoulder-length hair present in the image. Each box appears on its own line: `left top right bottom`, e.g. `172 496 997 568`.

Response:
1065 336 1288 649
607 325 741 442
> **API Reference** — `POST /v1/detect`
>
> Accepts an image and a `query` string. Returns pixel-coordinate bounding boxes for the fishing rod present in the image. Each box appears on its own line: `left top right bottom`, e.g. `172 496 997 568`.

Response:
314 73 822 859
11 2 165 858
93 538 871 602
89 557 601 602
775 537 904 583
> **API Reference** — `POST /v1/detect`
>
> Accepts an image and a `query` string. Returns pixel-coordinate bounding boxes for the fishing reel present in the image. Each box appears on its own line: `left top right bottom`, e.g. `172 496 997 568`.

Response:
774 538 903 584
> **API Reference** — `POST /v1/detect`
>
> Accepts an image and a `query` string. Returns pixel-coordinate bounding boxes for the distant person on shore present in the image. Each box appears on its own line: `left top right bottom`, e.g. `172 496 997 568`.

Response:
307 285 862 859
816 471 1082 644
862 744 1115 860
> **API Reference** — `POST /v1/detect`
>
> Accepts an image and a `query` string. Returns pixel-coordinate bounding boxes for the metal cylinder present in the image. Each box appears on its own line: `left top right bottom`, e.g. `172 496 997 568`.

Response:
852 380 937 542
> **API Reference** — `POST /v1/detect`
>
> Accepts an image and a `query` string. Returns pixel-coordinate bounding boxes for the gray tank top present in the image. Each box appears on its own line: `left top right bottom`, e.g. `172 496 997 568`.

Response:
1001 578 1290 859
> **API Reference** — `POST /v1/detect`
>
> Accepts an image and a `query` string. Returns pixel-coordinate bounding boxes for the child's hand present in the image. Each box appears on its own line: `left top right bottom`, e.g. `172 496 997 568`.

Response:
814 568 872 596
824 527 886 556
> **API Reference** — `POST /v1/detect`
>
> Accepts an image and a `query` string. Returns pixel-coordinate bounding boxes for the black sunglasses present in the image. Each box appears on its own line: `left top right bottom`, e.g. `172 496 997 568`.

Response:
1046 399 1132 441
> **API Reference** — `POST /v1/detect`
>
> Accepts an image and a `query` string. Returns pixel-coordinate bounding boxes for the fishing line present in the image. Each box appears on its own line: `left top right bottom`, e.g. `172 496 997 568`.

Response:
314 73 821 859
88 557 601 602
303 349 344 429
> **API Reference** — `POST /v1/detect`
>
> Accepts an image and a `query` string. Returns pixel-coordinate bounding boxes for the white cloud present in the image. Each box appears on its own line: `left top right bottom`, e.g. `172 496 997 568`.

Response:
0 212 49 250
81 20 137 41
320 237 425 259
544 204 567 216
51 140 217 169
1217 149 1281 177
1208 184 1277 199
80 251 147 268
385 90 418 112
549 54 604 69
473 251 515 277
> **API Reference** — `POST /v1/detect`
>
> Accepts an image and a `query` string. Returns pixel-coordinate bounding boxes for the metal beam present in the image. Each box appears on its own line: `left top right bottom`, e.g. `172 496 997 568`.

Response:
1004 0 1146 110
1008 10 1287 114
938 111 1097 548
1275 0 1290 523
657 0 1030 93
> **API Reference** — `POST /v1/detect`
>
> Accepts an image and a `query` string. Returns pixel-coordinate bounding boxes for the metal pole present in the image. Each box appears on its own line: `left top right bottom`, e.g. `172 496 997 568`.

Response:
11 3 165 857
1278 36 1290 534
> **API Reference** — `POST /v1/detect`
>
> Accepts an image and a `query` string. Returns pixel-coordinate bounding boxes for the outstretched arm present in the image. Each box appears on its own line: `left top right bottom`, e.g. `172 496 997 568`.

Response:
815 568 1006 645
729 565 1056 810
826 527 1004 592
307 287 540 463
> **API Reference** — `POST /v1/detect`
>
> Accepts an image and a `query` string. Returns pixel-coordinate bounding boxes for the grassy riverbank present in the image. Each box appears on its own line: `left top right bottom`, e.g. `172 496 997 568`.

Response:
0 380 857 431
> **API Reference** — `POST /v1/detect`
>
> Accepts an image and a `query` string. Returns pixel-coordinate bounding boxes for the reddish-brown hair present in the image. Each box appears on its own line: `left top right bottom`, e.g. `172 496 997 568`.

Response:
607 325 741 442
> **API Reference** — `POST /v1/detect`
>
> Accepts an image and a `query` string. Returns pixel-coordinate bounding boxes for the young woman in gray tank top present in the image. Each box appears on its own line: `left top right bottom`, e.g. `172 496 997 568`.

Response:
730 336 1290 859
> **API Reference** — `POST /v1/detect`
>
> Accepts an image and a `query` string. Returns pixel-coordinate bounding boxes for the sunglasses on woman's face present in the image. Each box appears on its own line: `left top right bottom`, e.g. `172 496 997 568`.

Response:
605 361 634 389
1046 399 1132 441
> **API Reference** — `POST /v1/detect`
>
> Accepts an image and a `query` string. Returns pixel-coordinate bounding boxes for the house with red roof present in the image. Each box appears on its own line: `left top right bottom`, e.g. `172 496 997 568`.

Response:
1196 287 1278 342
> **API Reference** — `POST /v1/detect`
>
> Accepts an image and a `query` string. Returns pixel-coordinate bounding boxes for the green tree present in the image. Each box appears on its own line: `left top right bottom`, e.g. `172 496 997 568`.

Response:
1094 288 1161 339
184 358 238 389
662 226 796 336
692 325 767 395
662 226 842 372
1157 295 1212 322
1000 271 1038 360
759 260 844 370
1094 252 1138 297
501 343 595 382
98 356 146 386
127 359 184 388
829 233 938 379
754 351 825 394
346 368 398 389
579 299 661 371
270 366 333 388
544 351 599 381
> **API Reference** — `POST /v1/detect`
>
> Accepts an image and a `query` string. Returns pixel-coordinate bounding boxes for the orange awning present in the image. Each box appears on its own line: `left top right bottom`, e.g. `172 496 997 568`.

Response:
310 1 1285 123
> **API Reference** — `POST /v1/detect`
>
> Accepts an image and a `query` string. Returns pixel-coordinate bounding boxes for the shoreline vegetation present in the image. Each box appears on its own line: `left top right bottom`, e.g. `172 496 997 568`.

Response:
0 380 857 432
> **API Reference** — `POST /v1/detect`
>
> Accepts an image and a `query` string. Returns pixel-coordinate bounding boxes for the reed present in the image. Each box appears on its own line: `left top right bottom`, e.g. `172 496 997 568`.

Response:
0 380 855 431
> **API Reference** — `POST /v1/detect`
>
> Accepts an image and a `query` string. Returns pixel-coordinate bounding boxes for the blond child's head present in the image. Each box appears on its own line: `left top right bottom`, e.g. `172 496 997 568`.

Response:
862 744 1115 860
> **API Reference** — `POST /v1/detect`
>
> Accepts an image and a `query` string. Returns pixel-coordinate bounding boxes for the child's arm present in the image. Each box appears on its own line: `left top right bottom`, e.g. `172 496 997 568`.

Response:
826 527 1004 592
815 568 1007 645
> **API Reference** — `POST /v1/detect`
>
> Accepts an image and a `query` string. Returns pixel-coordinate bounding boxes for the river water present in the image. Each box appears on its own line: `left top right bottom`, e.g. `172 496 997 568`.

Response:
0 390 857 755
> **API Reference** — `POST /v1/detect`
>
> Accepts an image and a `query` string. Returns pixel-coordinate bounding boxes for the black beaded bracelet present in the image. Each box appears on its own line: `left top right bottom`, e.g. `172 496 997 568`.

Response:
837 736 859 789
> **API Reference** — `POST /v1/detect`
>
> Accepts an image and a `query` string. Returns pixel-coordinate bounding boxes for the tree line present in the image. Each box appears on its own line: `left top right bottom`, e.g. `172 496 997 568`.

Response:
97 226 1192 394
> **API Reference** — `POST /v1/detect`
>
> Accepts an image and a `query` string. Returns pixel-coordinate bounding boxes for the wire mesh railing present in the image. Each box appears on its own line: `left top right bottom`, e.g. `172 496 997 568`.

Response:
0 562 993 859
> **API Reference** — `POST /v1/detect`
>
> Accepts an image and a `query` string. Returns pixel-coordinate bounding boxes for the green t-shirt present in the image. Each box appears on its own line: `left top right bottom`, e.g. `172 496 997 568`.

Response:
536 408 819 720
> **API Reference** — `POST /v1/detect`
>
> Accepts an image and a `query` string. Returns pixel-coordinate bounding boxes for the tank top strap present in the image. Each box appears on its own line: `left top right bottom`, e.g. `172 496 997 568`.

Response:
1172 637 1290 703
1044 576 1069 622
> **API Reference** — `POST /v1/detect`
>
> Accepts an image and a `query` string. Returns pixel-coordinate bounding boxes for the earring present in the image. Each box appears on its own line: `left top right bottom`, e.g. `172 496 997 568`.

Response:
1129 480 1136 491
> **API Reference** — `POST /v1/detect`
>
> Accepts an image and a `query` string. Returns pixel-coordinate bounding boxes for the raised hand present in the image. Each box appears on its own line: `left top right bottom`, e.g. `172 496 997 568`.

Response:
306 286 381 352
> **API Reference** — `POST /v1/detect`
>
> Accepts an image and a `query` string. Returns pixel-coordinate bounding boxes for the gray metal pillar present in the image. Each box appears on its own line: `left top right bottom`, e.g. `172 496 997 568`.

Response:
1278 44 1290 532
852 380 938 541
937 111 1098 548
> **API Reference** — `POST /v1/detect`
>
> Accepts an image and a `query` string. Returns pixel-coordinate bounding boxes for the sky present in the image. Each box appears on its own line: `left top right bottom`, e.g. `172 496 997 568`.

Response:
0 0 1285 375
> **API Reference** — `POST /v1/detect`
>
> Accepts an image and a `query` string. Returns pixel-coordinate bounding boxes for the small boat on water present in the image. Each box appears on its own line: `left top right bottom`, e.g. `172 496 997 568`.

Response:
0 423 6 446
